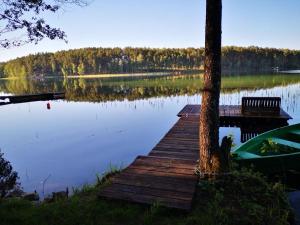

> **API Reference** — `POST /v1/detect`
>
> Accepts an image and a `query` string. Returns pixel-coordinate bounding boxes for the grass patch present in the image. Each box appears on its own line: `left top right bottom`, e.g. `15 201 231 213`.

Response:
0 168 293 225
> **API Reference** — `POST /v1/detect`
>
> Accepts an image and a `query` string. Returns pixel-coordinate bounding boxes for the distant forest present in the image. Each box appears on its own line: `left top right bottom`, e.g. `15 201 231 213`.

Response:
1 46 300 78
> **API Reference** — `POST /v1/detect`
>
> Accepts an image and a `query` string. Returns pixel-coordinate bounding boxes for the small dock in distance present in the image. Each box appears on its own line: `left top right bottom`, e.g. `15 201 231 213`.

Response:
0 92 65 106
99 100 292 210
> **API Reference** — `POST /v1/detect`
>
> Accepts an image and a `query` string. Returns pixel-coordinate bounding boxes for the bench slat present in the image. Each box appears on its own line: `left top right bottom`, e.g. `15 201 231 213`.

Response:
242 97 281 115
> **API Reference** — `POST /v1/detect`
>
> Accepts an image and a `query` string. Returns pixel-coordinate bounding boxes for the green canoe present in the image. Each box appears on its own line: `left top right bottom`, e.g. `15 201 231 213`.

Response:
231 123 300 174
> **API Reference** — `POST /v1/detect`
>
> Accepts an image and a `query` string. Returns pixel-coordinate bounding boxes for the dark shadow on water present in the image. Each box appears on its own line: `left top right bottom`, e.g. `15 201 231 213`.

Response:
239 121 289 143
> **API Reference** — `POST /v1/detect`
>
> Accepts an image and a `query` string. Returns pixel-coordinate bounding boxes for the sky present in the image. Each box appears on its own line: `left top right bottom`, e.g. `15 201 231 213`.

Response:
1 0 300 62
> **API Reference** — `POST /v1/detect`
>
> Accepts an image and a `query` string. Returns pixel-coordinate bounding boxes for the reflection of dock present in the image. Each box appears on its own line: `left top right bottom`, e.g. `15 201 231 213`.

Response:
99 102 292 210
240 123 288 143
0 92 65 106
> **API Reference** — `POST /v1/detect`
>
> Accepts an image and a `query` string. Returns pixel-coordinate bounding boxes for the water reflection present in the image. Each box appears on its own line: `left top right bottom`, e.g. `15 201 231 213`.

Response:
0 74 299 195
0 73 300 102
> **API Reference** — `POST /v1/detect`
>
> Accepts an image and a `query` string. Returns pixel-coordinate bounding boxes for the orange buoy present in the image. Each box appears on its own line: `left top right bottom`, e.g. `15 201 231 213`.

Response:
47 102 51 110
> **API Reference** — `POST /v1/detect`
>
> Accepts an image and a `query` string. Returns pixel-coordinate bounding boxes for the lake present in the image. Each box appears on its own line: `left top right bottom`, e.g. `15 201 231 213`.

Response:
0 73 300 197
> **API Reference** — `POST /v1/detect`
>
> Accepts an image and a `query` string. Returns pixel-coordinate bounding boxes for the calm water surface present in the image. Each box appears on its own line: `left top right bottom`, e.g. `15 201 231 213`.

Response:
0 74 300 196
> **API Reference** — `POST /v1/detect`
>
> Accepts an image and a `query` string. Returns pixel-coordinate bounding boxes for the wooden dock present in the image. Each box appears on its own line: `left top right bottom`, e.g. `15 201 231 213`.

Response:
178 105 292 126
99 103 292 210
99 115 199 210
0 92 65 106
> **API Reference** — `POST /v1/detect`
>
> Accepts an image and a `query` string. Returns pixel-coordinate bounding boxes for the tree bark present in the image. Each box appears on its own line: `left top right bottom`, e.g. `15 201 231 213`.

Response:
199 0 222 174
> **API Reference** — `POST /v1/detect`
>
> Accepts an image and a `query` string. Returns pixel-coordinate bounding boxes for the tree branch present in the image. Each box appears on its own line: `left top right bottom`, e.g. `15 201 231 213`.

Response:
0 0 87 48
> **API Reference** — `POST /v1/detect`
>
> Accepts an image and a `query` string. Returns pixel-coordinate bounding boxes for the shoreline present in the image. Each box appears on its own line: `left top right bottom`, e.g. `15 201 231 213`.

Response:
65 71 186 79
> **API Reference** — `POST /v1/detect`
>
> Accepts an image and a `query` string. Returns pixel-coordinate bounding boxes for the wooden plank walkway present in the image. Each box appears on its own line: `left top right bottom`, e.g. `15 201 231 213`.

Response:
99 115 199 211
99 104 292 210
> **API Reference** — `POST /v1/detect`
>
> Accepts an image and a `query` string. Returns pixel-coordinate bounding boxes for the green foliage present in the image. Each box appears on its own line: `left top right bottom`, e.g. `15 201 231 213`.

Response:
2 46 300 78
227 133 236 148
0 151 20 198
260 139 297 155
0 0 85 48
0 63 4 78
96 163 122 186
77 62 86 75
1 47 204 77
195 168 292 225
260 139 281 154
72 164 122 196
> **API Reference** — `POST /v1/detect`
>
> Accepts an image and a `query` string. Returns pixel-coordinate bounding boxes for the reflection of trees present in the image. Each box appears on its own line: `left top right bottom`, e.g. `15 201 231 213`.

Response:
0 74 300 103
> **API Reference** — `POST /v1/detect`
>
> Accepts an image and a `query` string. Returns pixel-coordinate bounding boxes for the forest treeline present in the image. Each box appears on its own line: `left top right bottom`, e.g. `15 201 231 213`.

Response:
1 46 300 78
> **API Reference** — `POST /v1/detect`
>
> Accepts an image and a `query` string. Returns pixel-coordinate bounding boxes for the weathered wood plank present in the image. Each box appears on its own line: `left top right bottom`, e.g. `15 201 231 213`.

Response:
152 147 199 153
149 151 198 160
111 174 196 194
123 167 197 178
99 190 193 210
132 157 197 172
130 164 196 176
135 156 196 167
100 183 193 201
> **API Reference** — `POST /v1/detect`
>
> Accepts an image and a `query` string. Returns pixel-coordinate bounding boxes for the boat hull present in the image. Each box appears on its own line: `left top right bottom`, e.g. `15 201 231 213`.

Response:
236 152 300 174
232 123 300 174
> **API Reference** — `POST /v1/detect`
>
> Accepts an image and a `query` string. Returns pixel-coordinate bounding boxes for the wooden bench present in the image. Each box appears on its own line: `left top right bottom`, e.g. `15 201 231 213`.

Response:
241 97 281 115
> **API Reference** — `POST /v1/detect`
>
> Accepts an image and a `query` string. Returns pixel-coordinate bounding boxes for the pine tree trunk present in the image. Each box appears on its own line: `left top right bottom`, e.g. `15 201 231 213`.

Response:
199 0 222 174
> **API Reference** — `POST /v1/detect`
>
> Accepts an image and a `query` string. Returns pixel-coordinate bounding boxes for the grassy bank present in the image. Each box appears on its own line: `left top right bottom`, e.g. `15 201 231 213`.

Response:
0 168 292 225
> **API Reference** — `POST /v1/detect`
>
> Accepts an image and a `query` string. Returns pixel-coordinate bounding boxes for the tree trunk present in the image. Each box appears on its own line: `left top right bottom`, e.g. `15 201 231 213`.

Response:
199 0 222 174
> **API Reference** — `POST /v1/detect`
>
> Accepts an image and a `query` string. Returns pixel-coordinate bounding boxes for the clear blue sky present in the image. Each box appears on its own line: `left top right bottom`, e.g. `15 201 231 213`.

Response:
1 0 300 62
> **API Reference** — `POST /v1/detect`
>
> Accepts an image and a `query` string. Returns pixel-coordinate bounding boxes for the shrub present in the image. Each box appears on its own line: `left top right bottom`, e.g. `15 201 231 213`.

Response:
0 151 20 198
